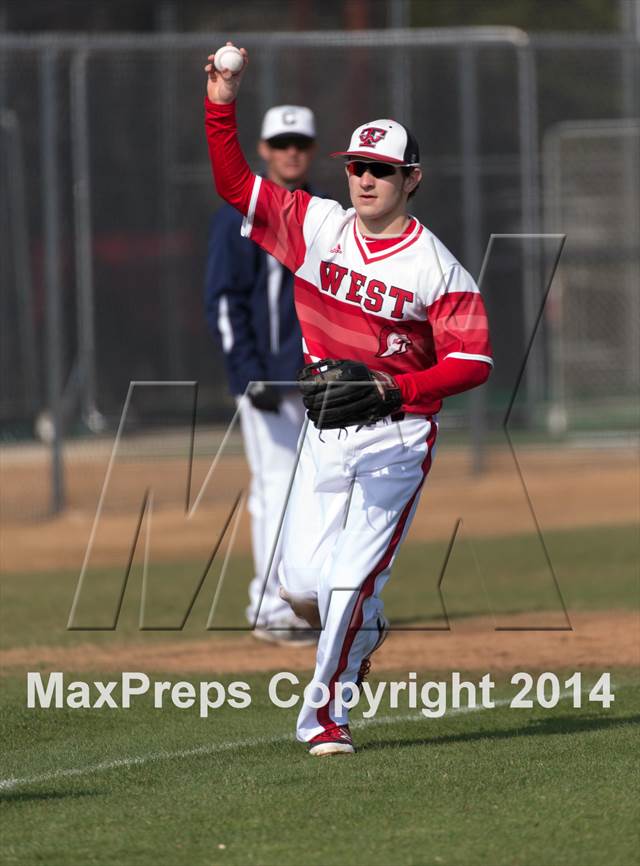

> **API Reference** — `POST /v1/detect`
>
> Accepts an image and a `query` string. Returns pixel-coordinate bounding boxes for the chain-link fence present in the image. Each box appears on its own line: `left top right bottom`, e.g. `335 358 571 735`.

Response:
1 29 638 518
544 119 640 432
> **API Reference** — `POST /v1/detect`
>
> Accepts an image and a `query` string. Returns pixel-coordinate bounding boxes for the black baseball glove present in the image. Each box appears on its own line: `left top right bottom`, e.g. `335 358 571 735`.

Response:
297 359 403 429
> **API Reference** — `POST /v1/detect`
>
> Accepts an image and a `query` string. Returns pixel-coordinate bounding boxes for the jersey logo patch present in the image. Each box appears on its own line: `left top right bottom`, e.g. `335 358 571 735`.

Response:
376 325 412 357
359 127 387 148
329 243 343 255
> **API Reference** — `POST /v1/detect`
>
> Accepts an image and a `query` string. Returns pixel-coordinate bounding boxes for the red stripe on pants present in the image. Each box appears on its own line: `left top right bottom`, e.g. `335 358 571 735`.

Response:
317 422 438 731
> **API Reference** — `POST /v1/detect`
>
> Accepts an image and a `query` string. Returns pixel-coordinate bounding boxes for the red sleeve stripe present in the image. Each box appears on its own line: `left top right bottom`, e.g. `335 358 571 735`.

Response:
427 290 492 362
436 334 490 359
431 314 489 335
427 290 484 317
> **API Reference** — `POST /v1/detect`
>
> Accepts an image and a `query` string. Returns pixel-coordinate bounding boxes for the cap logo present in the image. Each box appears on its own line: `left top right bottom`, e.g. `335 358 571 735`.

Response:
282 110 297 125
359 127 387 148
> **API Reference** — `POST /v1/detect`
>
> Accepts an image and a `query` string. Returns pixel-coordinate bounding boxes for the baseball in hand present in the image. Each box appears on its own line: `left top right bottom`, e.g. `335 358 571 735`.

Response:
214 45 244 74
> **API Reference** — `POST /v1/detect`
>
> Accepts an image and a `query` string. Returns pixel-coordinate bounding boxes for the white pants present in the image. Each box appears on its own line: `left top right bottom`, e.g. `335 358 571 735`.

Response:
237 390 306 627
278 414 438 741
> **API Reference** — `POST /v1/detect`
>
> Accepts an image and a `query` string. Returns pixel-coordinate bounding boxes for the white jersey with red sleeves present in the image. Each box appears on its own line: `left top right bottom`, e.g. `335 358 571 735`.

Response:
204 99 494 747
241 177 492 416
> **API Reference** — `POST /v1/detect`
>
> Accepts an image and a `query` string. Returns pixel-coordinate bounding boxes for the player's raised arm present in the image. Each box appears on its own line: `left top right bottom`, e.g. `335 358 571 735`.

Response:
204 44 316 273
204 43 255 213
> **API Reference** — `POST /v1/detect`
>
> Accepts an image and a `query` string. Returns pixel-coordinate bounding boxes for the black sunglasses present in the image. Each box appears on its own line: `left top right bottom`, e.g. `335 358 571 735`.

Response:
346 160 399 179
267 137 314 151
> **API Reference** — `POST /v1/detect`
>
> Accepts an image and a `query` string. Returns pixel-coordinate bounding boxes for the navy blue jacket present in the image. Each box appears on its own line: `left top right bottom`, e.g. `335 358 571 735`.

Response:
205 194 318 395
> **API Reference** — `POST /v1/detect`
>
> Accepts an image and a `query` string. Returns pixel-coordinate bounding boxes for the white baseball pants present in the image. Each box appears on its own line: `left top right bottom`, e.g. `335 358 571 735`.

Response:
236 389 306 627
277 413 438 741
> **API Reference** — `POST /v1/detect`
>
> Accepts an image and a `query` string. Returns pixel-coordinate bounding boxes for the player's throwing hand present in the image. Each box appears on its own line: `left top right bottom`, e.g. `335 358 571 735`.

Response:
204 42 248 104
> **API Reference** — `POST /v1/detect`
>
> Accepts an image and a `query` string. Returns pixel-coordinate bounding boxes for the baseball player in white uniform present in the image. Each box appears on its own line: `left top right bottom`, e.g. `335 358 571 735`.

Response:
205 45 493 756
205 105 321 643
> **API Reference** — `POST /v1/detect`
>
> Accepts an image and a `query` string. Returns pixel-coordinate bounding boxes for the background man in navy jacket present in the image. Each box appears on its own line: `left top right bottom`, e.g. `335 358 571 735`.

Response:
205 104 319 643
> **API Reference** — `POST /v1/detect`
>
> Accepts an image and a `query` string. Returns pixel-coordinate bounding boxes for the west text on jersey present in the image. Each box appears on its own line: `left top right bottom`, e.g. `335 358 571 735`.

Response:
319 261 415 319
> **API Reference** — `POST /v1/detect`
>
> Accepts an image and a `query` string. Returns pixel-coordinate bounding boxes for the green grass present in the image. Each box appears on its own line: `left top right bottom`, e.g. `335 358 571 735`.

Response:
1 522 638 865
1 524 638 650
1 671 638 866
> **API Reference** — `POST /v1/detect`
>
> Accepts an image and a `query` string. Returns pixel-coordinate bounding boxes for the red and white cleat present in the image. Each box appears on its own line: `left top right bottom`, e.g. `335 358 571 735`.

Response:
308 724 355 757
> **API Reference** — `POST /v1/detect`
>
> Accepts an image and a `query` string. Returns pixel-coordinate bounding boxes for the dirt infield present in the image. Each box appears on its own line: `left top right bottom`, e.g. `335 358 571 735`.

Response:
2 611 637 674
2 443 638 574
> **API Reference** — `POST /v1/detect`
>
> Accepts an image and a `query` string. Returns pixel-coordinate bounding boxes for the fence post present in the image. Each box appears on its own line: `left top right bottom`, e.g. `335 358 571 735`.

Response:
158 16 184 380
517 43 542 422
621 40 640 391
542 126 567 435
0 110 39 414
40 47 65 514
70 48 100 429
458 42 486 474
388 0 412 124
